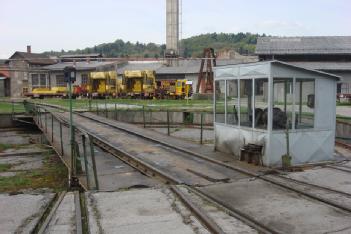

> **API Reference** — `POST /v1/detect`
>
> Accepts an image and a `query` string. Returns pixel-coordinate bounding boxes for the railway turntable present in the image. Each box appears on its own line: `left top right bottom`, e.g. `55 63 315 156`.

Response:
214 60 341 167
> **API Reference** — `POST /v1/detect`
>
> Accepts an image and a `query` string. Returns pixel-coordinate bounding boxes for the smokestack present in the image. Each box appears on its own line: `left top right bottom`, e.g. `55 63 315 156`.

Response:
166 0 179 56
27 45 31 53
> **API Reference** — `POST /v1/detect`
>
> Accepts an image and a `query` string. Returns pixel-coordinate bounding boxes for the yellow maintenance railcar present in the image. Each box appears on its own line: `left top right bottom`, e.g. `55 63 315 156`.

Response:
175 79 192 99
88 71 120 97
121 70 156 98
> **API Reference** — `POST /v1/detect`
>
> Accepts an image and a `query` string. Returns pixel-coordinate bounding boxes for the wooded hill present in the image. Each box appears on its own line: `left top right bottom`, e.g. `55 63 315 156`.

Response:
45 32 265 58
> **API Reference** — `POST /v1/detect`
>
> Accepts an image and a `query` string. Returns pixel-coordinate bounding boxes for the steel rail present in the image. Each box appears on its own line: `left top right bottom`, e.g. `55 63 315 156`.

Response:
335 140 351 150
170 185 226 234
273 174 351 198
325 165 351 173
37 192 66 234
185 185 278 234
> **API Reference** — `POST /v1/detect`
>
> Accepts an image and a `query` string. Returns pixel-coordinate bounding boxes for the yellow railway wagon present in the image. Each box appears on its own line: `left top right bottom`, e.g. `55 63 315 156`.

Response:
27 87 67 98
175 79 192 99
88 71 118 97
122 70 156 98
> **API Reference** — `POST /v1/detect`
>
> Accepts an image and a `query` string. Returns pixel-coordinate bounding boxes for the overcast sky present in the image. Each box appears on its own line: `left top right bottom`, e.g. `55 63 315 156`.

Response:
0 0 350 58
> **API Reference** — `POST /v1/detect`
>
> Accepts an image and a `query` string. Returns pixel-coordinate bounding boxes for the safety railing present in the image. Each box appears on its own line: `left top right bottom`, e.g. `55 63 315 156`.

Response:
91 102 214 145
24 102 99 190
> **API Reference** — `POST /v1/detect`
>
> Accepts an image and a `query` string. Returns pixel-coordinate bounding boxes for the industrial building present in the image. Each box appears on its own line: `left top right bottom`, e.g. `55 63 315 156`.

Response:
256 36 351 95
8 46 56 97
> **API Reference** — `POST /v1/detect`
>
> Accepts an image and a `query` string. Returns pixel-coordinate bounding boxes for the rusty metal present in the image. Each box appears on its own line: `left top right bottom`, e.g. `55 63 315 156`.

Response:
81 135 91 190
335 140 351 151
196 48 216 94
36 192 66 234
170 185 226 234
88 135 99 190
187 186 278 234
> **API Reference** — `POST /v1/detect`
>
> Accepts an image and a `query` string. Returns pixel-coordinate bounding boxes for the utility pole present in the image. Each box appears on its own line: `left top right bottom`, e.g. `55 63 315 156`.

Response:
64 66 77 187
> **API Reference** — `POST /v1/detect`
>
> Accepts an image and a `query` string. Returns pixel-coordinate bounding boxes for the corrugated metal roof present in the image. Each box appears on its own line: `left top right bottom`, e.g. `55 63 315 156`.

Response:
287 62 351 71
117 62 164 74
43 61 117 71
215 60 341 81
59 53 102 58
256 36 351 55
156 59 252 74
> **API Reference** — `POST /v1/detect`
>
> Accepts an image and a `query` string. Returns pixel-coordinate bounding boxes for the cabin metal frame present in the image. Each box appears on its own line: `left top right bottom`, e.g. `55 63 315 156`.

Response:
214 61 341 166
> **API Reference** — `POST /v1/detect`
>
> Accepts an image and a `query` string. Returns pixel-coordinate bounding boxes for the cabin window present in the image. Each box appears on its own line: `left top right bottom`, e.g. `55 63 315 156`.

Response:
295 79 315 129
254 78 269 129
239 79 253 127
226 80 238 125
215 80 225 123
273 78 293 130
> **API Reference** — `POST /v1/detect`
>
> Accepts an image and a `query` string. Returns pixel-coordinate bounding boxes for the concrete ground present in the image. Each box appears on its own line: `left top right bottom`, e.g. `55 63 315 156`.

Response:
80 146 159 191
284 164 351 194
0 193 55 233
45 192 77 234
85 188 201 234
199 179 351 234
177 185 258 234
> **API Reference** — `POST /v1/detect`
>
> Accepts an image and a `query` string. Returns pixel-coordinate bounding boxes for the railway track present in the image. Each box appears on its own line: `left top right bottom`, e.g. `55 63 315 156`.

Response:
335 139 351 151
31 103 351 233
74 111 351 212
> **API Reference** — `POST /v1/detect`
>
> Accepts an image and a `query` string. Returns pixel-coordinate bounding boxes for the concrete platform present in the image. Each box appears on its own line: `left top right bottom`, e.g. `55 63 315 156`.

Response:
81 147 159 191
0 193 54 233
85 189 197 234
284 166 351 194
199 179 351 234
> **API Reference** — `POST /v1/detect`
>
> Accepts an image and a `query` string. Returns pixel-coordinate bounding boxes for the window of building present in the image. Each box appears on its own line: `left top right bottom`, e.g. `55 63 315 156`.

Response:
56 75 66 87
31 73 47 88
295 79 315 129
254 78 269 129
273 78 293 130
39 74 47 87
239 79 253 127
226 80 238 125
341 83 350 94
215 80 225 123
31 74 39 88
81 74 88 85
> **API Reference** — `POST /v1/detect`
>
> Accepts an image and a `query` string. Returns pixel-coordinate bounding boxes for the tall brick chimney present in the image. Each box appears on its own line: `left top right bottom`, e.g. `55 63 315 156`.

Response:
27 45 31 53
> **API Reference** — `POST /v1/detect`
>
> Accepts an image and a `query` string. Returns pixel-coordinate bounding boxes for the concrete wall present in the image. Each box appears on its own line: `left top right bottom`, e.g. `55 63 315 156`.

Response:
0 114 17 128
96 110 214 125
336 120 351 139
